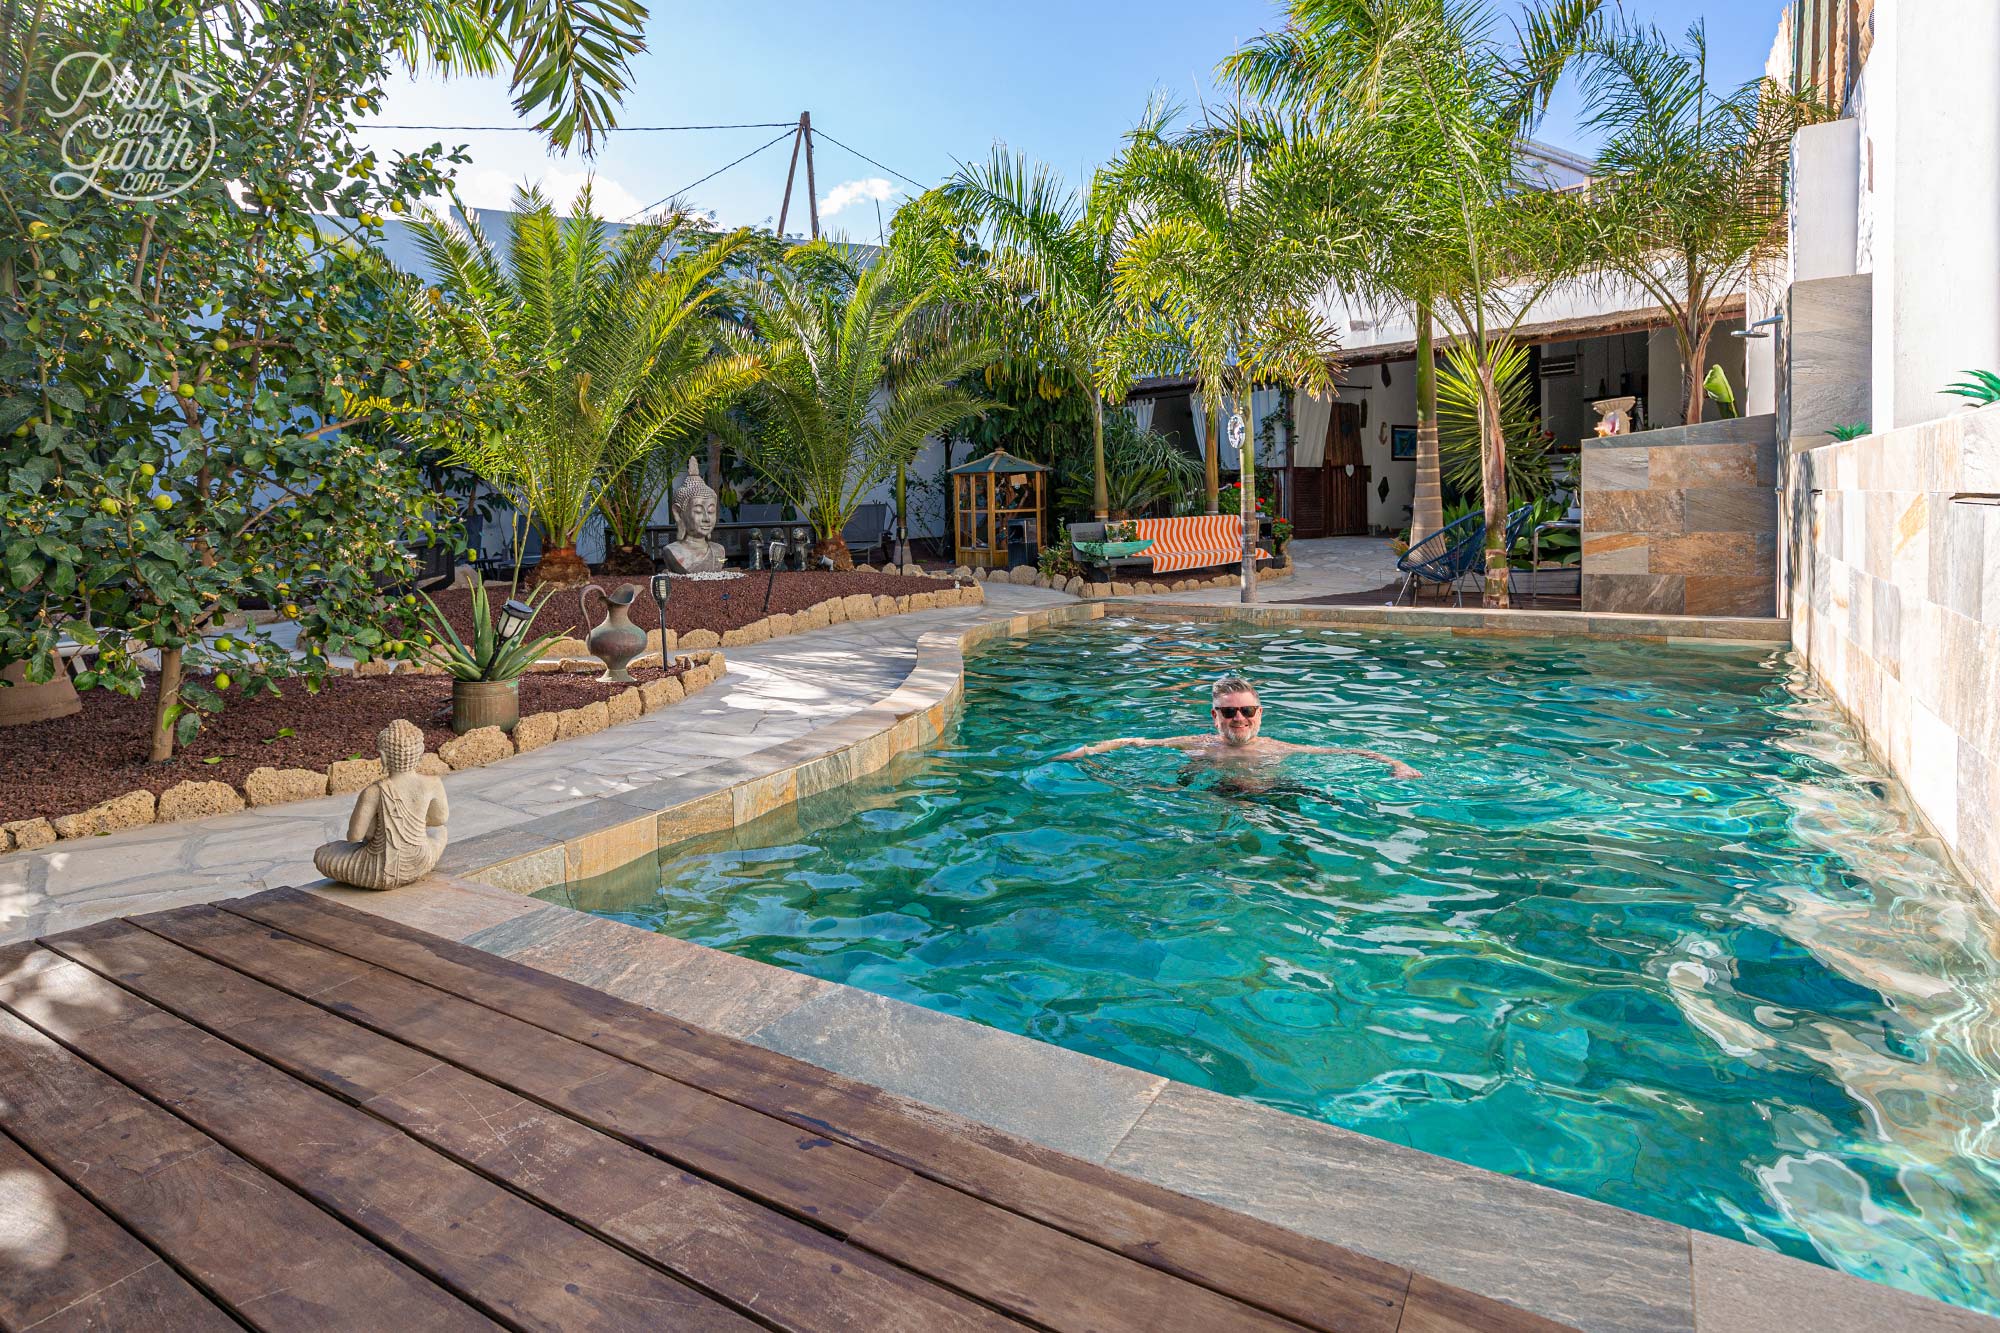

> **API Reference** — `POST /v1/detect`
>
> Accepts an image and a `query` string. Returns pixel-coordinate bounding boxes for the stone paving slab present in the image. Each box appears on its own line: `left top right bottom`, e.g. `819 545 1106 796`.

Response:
0 584 1067 946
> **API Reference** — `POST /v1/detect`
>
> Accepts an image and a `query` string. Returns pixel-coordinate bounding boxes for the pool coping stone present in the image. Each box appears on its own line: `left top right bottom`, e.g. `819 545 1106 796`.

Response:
289 597 1983 1333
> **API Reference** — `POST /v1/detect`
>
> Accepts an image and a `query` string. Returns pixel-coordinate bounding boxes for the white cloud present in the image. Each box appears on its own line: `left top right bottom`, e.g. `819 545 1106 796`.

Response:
818 177 896 219
457 167 649 221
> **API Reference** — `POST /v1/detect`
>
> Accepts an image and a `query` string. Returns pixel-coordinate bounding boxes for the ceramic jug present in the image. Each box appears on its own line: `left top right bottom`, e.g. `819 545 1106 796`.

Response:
580 584 649 683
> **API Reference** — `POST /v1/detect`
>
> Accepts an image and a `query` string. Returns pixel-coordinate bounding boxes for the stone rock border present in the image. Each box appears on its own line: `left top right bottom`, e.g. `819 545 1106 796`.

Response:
953 559 1294 599
0 651 727 854
326 581 986 679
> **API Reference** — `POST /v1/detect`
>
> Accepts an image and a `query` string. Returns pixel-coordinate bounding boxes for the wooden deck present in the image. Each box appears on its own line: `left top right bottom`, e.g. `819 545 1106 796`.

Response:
0 888 1573 1332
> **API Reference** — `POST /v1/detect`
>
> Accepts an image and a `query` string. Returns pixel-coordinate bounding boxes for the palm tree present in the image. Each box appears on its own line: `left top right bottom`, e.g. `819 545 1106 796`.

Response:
1227 3 1457 544
405 0 646 152
1229 0 1598 607
1577 18 1832 425
735 245 997 569
942 150 1138 520
412 188 762 587
1103 102 1353 601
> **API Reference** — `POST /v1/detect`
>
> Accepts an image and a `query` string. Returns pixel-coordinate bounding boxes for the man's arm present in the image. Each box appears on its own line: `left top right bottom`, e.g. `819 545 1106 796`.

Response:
1055 736 1202 761
1285 743 1423 779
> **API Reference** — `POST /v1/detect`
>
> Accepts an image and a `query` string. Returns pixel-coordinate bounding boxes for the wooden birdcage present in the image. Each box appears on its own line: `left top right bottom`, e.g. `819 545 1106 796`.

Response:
948 450 1050 571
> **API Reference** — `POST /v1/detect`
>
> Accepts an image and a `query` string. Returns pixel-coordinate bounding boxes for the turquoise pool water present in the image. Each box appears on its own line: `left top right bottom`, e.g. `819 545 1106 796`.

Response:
551 618 2000 1312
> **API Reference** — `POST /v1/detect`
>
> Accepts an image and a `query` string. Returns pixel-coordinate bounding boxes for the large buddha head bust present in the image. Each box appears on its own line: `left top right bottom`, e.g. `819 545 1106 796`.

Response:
671 458 719 539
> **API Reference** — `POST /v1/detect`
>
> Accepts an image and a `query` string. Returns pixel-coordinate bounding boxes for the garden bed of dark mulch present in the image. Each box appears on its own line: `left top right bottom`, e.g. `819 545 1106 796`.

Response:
421 569 958 642
0 663 685 826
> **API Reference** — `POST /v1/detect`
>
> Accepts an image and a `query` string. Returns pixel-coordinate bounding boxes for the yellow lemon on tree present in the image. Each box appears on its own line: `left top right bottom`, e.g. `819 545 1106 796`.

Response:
139 462 156 476
152 493 173 510
99 497 120 514
212 336 230 353
214 672 232 690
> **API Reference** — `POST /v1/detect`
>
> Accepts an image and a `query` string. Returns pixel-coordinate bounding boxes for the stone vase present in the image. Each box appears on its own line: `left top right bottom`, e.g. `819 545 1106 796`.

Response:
581 584 648 683
451 678 519 734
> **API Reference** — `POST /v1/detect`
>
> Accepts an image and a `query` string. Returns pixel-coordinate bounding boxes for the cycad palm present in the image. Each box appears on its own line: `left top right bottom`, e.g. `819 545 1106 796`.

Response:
738 248 997 569
1104 101 1354 601
412 188 762 587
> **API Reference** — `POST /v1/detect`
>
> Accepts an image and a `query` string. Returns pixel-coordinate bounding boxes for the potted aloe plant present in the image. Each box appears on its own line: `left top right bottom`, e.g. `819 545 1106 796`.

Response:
413 581 563 733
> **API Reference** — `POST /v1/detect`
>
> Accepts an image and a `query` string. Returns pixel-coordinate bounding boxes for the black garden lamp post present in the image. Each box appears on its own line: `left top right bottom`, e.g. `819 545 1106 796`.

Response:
648 572 672 666
497 598 536 644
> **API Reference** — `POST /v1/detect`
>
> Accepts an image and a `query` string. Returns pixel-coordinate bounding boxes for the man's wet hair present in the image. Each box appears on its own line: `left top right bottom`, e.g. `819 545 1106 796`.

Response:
1211 675 1258 706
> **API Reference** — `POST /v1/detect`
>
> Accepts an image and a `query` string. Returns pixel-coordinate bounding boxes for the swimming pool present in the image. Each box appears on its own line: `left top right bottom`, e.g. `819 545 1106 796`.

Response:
548 618 2000 1313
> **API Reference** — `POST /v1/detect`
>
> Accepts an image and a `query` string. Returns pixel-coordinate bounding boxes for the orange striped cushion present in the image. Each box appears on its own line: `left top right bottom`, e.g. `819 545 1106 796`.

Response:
1130 515 1268 573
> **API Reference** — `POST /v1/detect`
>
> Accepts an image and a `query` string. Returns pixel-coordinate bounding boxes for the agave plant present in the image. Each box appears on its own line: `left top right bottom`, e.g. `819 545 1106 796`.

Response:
411 580 565 683
1824 422 1870 441
1944 370 2000 407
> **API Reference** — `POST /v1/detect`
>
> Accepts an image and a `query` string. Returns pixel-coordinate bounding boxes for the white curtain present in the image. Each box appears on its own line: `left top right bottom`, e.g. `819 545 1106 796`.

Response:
1250 387 1284 465
1127 397 1155 435
1292 391 1334 467
1194 391 1260 466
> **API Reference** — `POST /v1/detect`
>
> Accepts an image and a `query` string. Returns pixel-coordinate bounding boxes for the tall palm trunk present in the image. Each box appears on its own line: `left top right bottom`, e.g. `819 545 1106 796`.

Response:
1091 388 1109 520
1680 318 1713 426
1476 361 1510 608
1410 301 1444 544
1203 396 1221 514
1236 388 1258 603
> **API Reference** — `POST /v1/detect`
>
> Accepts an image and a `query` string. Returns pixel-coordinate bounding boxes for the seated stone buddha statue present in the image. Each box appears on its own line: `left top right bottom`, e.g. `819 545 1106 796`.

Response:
313 719 449 890
663 459 728 574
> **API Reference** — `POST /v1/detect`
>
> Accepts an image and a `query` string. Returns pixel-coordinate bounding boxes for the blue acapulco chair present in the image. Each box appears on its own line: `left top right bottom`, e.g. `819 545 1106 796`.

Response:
1393 503 1533 605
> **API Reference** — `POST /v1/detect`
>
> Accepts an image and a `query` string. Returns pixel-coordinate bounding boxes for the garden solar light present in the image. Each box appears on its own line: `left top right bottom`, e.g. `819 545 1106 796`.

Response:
497 598 535 643
649 571 672 665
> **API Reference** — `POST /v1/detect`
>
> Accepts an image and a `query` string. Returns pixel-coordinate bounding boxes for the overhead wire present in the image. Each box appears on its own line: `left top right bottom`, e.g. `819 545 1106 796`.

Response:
621 127 798 222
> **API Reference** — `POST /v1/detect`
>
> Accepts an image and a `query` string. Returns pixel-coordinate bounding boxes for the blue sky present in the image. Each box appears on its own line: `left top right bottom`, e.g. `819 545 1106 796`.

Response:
362 1 1792 234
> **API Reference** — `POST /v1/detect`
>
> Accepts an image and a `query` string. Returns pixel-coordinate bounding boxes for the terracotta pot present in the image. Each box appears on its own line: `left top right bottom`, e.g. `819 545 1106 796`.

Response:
527 544 590 589
0 660 81 727
451 678 520 734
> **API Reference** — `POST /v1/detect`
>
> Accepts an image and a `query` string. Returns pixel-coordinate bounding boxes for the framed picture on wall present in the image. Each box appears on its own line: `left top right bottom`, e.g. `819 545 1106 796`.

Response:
1390 425 1418 460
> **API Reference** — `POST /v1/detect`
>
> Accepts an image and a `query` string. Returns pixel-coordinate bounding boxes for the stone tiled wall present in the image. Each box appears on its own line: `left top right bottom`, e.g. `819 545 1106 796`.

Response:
1581 415 1780 615
1788 406 2000 902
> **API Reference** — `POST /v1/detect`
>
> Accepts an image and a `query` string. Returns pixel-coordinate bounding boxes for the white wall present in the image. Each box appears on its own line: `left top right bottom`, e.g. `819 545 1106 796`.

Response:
1792 119 1863 283
1864 0 2000 430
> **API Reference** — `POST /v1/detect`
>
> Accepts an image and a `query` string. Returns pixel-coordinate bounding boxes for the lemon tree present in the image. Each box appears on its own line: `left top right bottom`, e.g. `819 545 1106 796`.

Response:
0 0 485 758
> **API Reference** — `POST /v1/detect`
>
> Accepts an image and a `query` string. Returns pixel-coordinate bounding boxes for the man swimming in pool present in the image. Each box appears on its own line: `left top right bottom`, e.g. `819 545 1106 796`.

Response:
1056 674 1421 779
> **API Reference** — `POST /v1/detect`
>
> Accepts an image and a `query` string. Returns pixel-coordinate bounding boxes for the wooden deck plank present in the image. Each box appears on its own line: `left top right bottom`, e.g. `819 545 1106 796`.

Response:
0 1129 237 1333
133 903 1320 1333
226 889 1426 1332
44 917 1022 1333
1 943 758 1333
0 949 495 1332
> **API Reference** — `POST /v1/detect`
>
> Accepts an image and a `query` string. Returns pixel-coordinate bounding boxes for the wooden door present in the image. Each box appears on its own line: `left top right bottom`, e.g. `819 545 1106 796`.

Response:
1289 464 1328 538
1324 403 1367 535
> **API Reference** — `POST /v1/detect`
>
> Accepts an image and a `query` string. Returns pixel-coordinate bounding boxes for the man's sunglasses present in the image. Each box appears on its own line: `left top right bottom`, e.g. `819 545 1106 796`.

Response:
1213 705 1260 719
